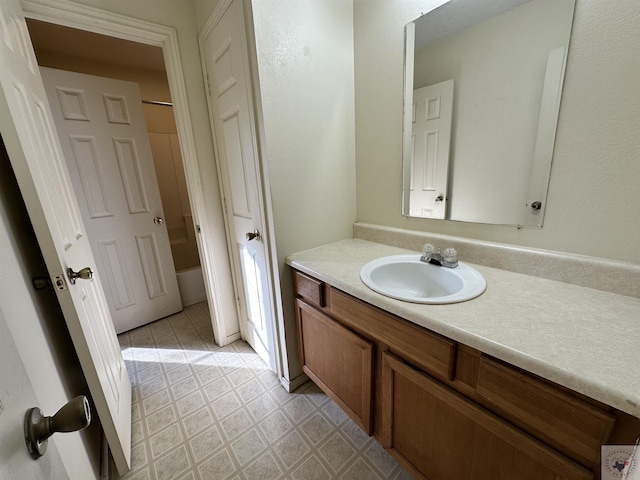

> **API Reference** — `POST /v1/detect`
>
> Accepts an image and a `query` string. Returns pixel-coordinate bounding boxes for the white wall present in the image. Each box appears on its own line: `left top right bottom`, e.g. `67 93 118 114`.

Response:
250 0 357 381
193 0 222 30
355 0 640 264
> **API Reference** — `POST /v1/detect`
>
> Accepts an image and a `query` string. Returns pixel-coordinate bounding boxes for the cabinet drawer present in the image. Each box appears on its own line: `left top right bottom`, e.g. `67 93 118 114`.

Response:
476 355 615 467
293 270 324 308
331 289 456 381
382 352 593 480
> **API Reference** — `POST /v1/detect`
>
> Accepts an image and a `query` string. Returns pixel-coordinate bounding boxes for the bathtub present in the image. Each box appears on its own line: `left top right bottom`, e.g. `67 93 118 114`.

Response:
176 266 207 307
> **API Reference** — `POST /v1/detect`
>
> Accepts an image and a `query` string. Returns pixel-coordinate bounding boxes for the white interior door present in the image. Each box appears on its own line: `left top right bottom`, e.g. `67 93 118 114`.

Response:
201 0 275 370
40 67 182 334
0 307 68 480
410 79 454 218
0 2 131 474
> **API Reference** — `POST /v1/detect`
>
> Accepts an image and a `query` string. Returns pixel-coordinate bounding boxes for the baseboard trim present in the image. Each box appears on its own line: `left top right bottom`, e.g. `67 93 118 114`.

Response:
279 373 309 393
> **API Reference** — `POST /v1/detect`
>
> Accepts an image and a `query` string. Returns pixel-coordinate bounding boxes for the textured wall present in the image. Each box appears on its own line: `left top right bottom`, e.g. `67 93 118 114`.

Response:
252 0 357 381
354 0 640 264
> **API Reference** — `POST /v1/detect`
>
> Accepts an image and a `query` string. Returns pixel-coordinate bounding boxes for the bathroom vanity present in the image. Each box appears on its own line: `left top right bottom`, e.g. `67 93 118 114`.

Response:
287 237 640 480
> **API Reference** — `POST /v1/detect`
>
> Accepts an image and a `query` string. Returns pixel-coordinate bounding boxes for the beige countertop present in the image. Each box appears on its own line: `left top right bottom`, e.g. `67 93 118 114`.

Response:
286 238 640 419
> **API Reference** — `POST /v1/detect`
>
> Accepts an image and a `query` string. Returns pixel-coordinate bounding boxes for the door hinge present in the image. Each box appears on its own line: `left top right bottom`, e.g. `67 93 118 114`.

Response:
205 75 212 96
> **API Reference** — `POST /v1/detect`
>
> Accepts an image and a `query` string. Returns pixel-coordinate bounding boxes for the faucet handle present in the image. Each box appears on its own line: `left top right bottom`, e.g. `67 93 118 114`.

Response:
443 247 458 265
422 243 438 257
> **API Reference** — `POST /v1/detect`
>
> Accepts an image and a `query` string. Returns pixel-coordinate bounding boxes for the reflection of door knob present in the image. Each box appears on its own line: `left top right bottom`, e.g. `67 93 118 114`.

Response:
246 229 261 241
24 395 91 459
67 267 93 285
154 216 164 225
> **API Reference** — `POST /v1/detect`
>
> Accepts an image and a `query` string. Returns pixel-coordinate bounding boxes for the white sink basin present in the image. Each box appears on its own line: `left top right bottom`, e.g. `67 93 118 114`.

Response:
360 254 486 304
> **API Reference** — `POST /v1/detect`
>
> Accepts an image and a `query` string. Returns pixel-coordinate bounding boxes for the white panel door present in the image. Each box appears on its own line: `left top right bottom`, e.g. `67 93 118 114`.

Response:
0 308 68 480
202 0 275 370
40 68 182 334
0 1 131 474
410 79 454 218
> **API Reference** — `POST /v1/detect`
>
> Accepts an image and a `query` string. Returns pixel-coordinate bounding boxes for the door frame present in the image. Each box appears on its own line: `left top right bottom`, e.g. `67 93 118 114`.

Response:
20 0 239 346
199 0 285 383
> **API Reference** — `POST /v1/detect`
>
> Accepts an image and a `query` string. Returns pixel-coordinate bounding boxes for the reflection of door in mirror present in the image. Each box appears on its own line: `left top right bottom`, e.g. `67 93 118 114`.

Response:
402 0 576 227
410 80 454 219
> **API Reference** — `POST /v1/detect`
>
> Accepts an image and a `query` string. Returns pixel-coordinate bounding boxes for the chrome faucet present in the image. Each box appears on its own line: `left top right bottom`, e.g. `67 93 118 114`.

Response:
420 243 458 268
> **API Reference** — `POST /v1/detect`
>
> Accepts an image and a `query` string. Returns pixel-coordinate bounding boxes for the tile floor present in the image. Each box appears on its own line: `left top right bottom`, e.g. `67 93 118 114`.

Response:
115 302 412 480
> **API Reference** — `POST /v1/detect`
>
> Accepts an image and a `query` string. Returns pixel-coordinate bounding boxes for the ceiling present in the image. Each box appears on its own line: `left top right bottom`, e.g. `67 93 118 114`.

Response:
413 0 531 49
26 18 166 72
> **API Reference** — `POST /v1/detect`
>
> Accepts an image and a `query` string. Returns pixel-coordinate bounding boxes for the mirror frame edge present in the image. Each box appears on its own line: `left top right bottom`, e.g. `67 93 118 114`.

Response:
401 21 415 217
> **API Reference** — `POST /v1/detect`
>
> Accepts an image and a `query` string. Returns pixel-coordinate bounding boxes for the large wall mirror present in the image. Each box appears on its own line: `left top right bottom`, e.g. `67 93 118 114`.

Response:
402 0 576 227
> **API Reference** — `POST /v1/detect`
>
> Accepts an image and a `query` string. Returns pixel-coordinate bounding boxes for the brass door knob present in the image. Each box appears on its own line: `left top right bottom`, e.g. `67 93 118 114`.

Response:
246 229 261 241
153 217 164 225
67 267 93 285
25 395 91 459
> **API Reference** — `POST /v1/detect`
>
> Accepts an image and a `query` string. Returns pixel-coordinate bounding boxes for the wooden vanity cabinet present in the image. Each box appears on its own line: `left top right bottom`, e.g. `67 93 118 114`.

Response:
381 352 593 480
294 297 374 433
292 269 638 480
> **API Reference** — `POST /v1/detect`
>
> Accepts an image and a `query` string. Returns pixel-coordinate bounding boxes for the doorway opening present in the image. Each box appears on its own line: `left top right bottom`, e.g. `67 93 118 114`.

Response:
26 19 207 333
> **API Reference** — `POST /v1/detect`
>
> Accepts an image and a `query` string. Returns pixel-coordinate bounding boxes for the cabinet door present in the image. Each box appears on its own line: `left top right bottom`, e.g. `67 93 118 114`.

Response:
295 298 374 433
381 352 593 480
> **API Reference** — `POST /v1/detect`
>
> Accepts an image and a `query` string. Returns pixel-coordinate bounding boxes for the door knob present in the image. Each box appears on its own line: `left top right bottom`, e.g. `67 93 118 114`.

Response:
24 395 91 459
154 216 164 225
246 229 261 241
67 267 93 285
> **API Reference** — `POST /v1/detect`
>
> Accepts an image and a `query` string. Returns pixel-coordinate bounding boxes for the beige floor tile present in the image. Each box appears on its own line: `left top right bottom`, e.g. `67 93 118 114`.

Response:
150 424 183 458
243 451 283 480
341 458 383 480
115 302 410 480
230 428 267 465
145 404 177 436
198 448 236 479
189 425 224 463
220 408 253 441
273 430 311 469
182 407 215 438
300 412 335 445
318 432 356 473
176 390 205 417
245 390 278 421
153 446 191 480
258 410 294 443
291 454 332 480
